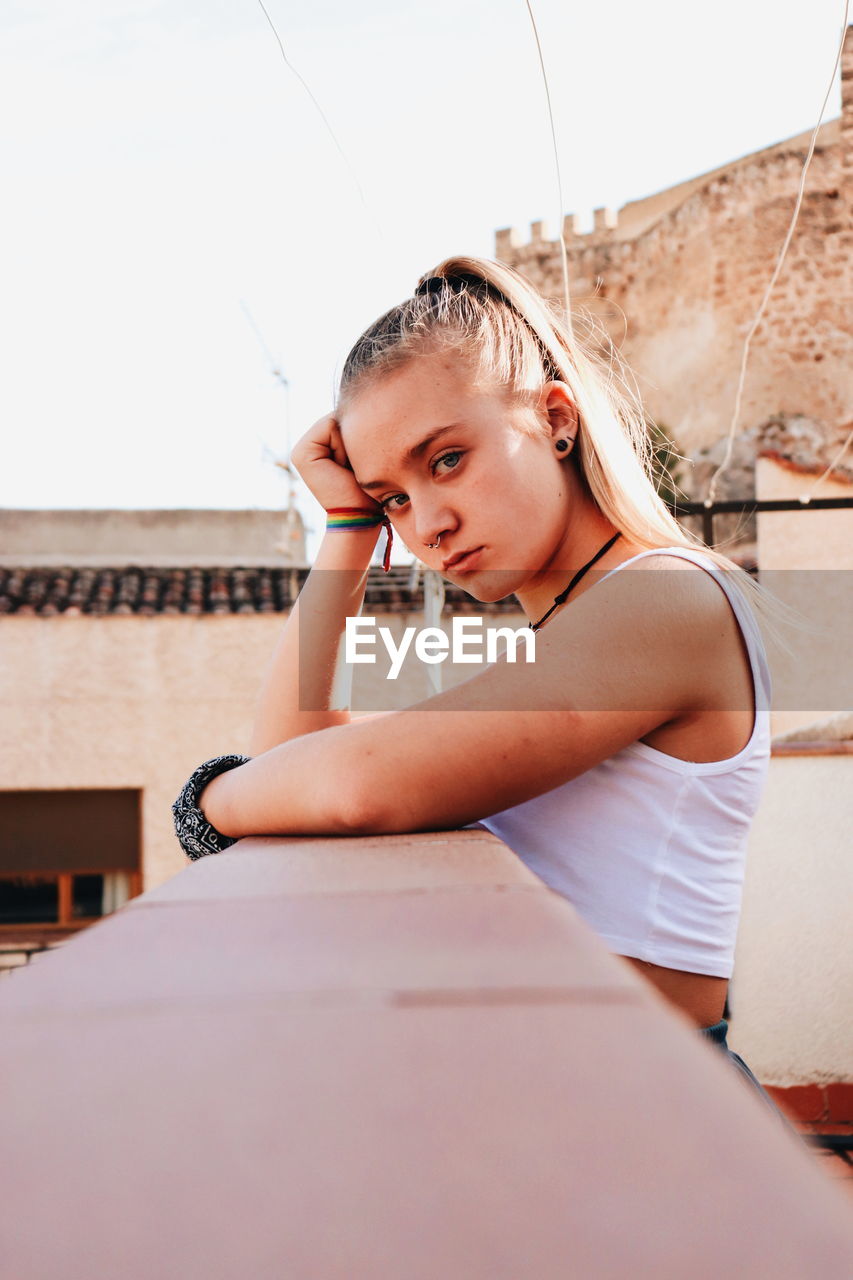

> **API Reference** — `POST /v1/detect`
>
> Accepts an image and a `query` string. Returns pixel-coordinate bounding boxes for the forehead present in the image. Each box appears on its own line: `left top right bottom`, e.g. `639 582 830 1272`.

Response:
339 351 494 468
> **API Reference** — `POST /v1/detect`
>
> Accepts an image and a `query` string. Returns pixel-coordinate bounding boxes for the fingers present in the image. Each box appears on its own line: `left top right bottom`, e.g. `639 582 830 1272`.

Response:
290 414 336 471
327 418 353 472
289 413 374 511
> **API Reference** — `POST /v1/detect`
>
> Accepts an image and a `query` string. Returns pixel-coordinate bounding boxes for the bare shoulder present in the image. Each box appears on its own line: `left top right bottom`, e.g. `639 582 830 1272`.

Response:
620 553 698 571
527 550 734 719
606 551 751 705
586 550 732 620
613 552 733 622
617 551 715 580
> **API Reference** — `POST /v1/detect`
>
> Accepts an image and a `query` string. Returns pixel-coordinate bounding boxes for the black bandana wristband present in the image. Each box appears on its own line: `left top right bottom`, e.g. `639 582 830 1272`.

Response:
172 754 252 861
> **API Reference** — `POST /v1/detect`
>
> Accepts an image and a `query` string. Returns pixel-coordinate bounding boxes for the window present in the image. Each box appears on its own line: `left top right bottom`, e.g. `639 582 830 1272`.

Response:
0 790 141 933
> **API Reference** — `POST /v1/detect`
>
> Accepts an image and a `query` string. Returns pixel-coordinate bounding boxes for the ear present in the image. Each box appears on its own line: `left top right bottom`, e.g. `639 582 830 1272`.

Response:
541 381 579 452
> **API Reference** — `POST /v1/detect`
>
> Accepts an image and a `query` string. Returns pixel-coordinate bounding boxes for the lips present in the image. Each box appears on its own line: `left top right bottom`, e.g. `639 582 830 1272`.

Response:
441 547 484 572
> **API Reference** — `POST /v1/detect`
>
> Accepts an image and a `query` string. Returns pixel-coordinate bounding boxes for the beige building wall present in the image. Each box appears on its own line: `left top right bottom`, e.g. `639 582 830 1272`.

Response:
721 452 853 1083
0 611 527 891
732 753 853 1084
756 454 853 740
0 508 306 568
757 455 853 571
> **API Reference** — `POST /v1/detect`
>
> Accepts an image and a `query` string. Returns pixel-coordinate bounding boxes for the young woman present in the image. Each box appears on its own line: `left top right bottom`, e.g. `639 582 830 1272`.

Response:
173 256 790 1119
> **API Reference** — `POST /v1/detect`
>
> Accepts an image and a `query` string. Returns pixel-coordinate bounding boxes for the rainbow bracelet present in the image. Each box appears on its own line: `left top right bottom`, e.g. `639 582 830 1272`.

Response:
326 506 393 572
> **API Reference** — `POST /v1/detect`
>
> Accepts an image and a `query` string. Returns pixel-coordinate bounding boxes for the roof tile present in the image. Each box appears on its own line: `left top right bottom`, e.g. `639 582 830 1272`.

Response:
0 566 523 618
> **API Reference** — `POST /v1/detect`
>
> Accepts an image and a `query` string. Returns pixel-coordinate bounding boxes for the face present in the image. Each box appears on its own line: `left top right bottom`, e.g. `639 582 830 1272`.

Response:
339 350 580 602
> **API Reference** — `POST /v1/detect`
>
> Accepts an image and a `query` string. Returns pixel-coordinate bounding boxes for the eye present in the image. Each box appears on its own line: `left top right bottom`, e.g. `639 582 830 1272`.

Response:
380 493 409 512
433 449 462 474
378 451 464 513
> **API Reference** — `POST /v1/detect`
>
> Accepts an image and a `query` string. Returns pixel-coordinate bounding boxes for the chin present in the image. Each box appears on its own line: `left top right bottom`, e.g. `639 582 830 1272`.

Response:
445 568 527 604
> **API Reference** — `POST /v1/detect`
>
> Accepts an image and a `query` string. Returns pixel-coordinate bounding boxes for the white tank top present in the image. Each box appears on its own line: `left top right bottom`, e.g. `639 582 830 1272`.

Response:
473 547 772 979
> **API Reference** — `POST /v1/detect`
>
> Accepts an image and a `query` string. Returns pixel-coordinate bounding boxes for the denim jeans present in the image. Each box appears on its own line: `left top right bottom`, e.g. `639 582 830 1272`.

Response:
699 1019 795 1132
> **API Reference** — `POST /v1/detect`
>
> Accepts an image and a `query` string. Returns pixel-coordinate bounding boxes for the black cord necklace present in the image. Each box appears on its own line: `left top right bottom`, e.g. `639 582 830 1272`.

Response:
527 531 623 632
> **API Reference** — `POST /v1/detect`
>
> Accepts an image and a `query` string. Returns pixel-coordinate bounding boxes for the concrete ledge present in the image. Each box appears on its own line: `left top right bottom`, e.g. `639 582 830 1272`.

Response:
130 830 543 902
1 831 852 1278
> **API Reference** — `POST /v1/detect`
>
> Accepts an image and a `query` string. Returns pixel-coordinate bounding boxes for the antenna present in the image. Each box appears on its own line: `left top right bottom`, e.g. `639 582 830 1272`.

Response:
239 299 298 510
240 300 305 563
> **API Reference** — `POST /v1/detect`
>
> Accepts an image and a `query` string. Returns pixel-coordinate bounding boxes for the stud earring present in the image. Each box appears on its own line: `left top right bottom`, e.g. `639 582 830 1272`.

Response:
555 438 569 453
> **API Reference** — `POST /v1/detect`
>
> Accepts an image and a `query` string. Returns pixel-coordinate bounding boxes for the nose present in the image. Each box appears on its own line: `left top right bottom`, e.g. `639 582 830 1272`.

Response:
411 493 458 551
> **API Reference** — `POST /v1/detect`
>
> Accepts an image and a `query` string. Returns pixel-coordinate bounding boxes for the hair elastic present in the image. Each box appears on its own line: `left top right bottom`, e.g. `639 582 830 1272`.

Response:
415 271 510 307
326 506 393 572
414 270 561 381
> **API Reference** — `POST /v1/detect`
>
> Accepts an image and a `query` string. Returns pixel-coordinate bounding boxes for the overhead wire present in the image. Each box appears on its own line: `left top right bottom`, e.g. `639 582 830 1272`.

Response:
803 420 853 498
523 0 573 334
253 0 378 235
704 0 851 508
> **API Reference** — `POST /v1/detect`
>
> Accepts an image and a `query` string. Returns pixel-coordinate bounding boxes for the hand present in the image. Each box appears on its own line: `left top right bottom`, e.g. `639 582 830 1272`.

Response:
290 414 383 515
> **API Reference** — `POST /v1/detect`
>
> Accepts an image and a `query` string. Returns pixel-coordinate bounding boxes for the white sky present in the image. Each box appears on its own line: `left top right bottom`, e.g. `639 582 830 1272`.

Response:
1 0 846 557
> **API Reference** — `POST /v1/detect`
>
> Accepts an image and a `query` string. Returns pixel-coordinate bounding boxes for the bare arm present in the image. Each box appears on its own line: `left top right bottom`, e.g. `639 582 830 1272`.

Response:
207 559 719 837
248 413 388 756
248 526 380 755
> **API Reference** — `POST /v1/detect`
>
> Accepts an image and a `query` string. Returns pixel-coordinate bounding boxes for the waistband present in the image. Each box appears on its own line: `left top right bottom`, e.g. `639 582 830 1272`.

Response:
698 1018 729 1048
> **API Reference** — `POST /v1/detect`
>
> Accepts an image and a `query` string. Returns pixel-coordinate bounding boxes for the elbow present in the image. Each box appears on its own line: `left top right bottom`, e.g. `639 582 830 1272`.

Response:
330 790 389 837
326 770 396 837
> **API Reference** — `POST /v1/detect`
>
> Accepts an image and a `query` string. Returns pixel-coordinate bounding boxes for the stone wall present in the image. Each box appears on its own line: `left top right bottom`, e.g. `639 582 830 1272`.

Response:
496 27 853 498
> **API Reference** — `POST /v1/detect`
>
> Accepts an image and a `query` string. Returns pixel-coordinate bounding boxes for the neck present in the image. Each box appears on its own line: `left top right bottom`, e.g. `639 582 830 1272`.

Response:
516 492 638 623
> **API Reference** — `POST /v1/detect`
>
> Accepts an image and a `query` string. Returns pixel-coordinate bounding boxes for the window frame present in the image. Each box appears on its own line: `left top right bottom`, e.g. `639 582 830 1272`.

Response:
0 868 143 933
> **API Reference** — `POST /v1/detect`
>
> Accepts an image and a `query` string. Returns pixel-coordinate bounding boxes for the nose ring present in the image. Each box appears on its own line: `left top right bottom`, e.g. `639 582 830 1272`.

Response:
425 533 442 549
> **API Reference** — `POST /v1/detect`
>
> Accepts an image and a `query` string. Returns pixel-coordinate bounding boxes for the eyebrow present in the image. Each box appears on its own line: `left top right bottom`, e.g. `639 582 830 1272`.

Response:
357 424 463 491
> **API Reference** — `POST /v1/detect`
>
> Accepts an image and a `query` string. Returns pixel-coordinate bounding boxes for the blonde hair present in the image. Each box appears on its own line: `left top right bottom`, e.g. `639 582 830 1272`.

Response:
338 255 806 655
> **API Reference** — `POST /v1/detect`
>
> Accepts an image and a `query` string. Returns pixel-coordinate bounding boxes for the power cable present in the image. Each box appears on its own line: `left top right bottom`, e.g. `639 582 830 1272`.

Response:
705 2 851 508
523 0 573 333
